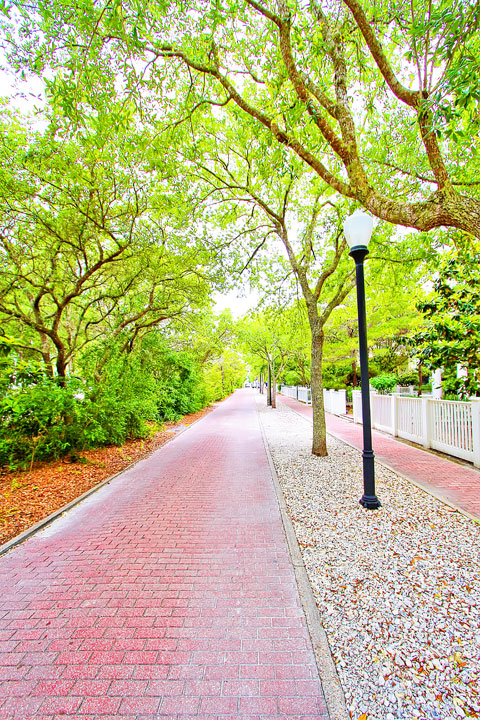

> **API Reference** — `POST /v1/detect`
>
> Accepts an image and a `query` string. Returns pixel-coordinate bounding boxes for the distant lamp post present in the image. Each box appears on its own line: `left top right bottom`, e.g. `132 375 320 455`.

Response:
343 210 381 510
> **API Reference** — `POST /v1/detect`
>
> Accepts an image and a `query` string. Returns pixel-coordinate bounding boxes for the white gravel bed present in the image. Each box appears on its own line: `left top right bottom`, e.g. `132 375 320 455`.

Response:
257 397 480 720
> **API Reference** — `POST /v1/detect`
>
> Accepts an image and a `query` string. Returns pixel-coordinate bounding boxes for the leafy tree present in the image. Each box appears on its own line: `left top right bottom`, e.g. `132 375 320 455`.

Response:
407 245 480 397
9 0 480 237
0 119 212 380
169 111 356 454
323 253 427 384
0 110 229 466
163 310 246 400
278 312 311 387
238 306 303 409
183 310 237 367
202 349 246 401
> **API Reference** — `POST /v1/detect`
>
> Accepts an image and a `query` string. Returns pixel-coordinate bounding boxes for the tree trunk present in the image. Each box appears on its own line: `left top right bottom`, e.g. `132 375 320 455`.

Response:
40 333 53 376
310 323 327 456
220 363 225 396
352 357 357 388
300 360 308 387
42 353 53 377
56 352 67 386
418 361 423 397
272 369 277 408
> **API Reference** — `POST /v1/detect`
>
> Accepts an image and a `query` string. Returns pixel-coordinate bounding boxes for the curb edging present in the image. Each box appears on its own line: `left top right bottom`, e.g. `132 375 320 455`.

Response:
326 427 480 525
257 402 350 720
282 399 480 525
0 406 215 557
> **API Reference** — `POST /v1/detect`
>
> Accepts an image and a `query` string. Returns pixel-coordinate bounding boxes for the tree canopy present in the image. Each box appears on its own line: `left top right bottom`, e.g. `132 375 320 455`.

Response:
5 0 480 236
0 0 477 466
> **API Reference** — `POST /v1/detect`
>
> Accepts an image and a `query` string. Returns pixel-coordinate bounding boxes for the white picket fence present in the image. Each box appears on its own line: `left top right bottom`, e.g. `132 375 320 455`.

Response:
279 386 347 415
353 391 480 466
279 385 312 405
323 389 347 416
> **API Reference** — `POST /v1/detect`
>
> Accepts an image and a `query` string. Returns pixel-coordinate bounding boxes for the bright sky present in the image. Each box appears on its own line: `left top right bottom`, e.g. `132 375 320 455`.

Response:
213 289 259 318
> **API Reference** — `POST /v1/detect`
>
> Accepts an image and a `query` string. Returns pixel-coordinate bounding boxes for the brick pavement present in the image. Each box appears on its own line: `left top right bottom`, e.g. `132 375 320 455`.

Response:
278 393 480 520
0 390 329 720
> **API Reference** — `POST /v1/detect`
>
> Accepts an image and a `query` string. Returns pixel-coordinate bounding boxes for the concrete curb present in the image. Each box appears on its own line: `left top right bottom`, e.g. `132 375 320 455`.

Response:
257 405 350 720
0 406 216 558
284 400 480 525
328 427 480 524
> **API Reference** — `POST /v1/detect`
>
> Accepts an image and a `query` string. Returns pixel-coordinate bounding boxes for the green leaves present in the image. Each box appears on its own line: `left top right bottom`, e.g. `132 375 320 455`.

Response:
407 244 480 397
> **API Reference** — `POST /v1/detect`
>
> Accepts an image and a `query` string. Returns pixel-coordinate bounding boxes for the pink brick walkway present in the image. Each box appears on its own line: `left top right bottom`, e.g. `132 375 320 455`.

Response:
0 390 328 720
278 394 480 520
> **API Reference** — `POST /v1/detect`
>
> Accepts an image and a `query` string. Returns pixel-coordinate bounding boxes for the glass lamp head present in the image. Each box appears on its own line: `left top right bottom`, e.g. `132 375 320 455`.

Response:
343 210 374 250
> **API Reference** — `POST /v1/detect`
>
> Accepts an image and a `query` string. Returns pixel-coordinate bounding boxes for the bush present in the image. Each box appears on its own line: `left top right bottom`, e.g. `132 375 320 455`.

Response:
369 373 398 394
0 333 216 469
0 373 160 469
322 361 353 387
0 376 85 468
371 348 407 374
282 370 303 386
396 371 416 385
323 381 347 390
154 350 207 420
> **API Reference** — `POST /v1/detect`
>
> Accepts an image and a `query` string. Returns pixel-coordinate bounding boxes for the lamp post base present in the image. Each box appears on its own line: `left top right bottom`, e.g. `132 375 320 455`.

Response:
359 494 381 510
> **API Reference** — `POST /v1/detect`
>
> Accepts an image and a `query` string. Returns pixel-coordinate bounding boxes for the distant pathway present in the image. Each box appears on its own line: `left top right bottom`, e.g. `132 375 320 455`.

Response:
0 390 329 719
278 394 480 521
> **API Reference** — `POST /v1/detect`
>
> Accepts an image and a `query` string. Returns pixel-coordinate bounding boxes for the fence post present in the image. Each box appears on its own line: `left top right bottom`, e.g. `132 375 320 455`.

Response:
369 391 376 430
391 393 398 437
432 368 443 398
352 390 360 423
421 397 431 448
471 399 480 467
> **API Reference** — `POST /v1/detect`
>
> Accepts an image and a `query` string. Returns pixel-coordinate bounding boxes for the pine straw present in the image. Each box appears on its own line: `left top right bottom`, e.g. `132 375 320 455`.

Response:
0 405 214 547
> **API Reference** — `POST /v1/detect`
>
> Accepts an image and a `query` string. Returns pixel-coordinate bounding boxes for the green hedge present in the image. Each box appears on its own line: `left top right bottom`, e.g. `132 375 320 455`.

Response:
0 344 209 469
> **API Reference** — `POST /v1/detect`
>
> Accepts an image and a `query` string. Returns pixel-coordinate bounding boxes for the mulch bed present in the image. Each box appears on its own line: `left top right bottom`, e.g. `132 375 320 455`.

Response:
0 405 214 548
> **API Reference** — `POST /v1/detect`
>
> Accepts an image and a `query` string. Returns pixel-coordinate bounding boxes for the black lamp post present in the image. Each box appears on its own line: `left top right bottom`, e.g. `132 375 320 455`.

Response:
343 210 381 510
267 364 272 406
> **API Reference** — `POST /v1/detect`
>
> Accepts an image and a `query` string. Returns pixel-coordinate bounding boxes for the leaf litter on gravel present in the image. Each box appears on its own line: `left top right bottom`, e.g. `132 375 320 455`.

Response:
257 397 480 720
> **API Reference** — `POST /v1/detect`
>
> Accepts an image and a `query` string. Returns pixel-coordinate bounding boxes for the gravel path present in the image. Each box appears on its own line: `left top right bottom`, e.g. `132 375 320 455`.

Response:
257 396 480 720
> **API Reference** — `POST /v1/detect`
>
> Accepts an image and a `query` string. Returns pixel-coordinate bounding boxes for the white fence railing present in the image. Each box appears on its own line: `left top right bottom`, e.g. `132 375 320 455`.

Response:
323 389 347 416
279 385 312 405
280 385 300 401
352 391 480 466
279 386 347 415
298 386 312 405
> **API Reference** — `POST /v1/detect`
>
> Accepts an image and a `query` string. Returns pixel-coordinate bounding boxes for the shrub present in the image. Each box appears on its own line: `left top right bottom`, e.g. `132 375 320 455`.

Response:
323 381 347 390
0 376 85 468
369 373 398 394
0 336 213 469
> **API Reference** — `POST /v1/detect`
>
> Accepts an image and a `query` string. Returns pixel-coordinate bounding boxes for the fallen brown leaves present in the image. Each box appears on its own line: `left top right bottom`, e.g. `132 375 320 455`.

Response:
0 405 214 547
